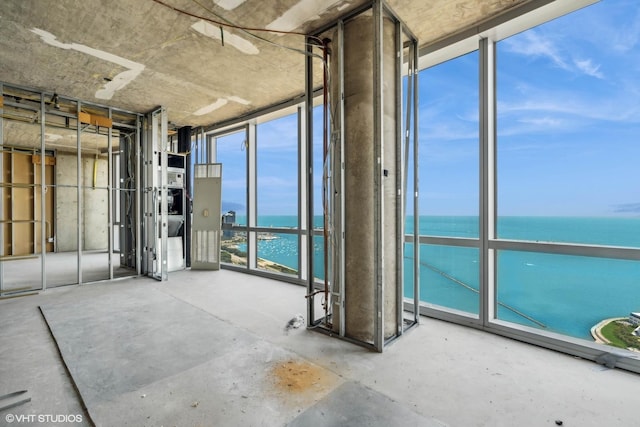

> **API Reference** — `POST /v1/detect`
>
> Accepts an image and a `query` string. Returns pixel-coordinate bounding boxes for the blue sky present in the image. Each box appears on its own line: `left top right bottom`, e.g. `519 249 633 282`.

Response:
216 130 247 216
217 107 323 217
220 0 639 218
420 0 640 217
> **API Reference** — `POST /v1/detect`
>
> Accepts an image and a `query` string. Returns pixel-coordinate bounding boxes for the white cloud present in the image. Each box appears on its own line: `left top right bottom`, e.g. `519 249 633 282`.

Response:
503 29 604 79
499 93 640 124
573 59 604 79
517 117 565 127
503 30 568 70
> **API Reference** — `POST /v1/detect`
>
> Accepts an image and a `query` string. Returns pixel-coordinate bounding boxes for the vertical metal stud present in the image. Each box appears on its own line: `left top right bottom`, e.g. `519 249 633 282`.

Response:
135 115 141 276
337 20 346 337
77 101 83 285
305 37 315 327
395 20 404 337
108 109 113 280
297 105 305 282
373 0 384 352
160 108 168 281
40 93 46 290
247 123 256 270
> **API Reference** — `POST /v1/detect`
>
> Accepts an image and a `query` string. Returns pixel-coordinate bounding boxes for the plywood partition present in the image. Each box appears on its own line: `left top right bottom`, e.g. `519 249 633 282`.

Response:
2 151 11 256
1 150 54 256
12 151 34 255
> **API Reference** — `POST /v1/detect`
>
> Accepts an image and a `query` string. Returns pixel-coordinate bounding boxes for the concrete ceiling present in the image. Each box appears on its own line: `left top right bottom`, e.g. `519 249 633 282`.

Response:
0 0 530 129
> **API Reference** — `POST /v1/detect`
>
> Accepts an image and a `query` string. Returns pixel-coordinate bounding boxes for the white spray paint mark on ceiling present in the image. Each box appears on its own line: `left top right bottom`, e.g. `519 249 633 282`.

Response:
191 20 259 55
228 96 250 105
30 28 145 100
193 99 229 116
213 0 247 11
193 95 251 116
266 0 345 33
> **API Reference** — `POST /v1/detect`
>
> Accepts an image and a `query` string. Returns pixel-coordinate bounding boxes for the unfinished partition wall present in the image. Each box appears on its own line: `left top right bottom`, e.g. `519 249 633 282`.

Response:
0 83 141 295
416 0 640 373
305 0 419 351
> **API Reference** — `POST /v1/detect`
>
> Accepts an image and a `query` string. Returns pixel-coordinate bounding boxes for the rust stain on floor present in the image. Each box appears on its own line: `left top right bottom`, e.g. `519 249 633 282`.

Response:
270 360 335 394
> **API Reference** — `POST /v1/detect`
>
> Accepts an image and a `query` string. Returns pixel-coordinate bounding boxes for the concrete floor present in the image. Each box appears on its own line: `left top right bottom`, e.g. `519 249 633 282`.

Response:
1 269 638 427
0 251 137 293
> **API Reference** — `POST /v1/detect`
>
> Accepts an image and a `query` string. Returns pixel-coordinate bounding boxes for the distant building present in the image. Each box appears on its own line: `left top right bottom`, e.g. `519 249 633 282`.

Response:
222 211 236 238
629 312 640 326
634 326 640 337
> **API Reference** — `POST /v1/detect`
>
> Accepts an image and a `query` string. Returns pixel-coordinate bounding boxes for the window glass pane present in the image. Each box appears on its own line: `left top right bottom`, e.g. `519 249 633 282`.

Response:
496 0 640 247
419 50 479 238
313 234 325 282
256 232 298 276
403 242 415 298
420 244 479 315
216 131 247 226
313 104 324 223
257 113 298 228
221 230 247 266
312 105 326 282
497 250 640 349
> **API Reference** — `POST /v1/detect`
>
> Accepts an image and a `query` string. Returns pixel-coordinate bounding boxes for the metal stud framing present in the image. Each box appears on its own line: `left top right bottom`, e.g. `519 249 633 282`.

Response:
40 93 47 290
299 0 419 351
0 82 143 294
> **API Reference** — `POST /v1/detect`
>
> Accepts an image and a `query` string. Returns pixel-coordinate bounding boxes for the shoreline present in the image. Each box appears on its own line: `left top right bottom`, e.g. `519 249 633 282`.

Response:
590 317 640 353
590 317 625 344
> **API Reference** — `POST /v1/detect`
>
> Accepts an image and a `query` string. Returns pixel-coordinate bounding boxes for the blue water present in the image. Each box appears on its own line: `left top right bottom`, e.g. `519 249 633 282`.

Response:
234 215 640 340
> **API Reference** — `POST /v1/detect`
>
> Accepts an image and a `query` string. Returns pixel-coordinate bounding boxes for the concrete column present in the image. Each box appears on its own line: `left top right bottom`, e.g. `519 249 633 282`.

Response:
381 16 398 341
331 12 398 344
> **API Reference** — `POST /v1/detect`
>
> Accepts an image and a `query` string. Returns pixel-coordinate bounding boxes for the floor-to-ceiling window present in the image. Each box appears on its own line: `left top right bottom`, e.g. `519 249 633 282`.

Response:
416 0 640 370
215 128 249 267
495 0 640 344
256 113 299 275
213 107 308 282
417 50 481 316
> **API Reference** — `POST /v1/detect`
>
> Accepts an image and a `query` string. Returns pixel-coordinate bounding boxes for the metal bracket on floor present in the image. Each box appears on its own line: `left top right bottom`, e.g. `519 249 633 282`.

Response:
0 390 31 412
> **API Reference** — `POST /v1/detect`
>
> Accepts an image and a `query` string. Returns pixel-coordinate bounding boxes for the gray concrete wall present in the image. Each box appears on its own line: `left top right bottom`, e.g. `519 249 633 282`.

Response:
55 152 108 252
55 153 78 252
82 155 108 251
